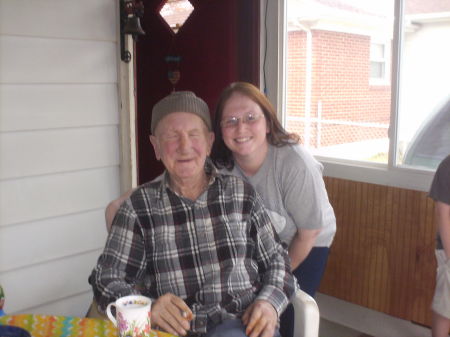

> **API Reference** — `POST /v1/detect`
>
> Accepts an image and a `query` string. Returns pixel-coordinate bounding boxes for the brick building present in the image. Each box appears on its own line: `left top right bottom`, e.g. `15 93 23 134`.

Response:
285 0 392 154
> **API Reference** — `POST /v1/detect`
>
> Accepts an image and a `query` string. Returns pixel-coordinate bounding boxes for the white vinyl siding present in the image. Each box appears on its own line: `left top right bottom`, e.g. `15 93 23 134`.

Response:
0 0 121 316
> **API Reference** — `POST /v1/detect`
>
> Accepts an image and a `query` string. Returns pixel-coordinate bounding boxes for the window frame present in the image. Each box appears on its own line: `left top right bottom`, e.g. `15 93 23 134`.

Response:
261 0 435 192
369 40 391 85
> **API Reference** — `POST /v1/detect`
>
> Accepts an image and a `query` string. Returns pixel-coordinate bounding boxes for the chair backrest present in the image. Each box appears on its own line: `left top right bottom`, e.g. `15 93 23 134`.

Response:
291 289 320 337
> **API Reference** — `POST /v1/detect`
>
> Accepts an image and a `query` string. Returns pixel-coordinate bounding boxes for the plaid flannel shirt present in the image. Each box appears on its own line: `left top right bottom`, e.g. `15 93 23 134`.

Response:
90 163 297 333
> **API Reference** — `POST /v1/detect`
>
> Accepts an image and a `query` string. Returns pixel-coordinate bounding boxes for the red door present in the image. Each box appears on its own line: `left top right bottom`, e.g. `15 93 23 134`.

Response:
135 0 260 184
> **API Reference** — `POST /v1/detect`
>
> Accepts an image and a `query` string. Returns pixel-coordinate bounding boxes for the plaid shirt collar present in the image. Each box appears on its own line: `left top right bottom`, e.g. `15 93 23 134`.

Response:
157 158 222 200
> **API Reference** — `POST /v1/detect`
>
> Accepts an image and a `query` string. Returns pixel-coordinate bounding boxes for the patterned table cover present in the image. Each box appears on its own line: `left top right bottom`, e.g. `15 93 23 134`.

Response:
0 314 174 337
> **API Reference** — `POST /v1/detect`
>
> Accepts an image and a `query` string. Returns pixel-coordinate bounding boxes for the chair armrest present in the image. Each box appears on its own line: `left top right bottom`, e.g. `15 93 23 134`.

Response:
291 289 320 337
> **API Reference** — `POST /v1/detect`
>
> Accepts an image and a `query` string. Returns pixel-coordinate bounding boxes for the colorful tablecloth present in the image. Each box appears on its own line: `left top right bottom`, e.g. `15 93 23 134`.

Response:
0 315 174 337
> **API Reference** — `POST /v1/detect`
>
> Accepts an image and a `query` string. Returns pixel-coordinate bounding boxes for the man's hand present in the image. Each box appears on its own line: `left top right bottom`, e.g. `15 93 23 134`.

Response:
151 293 194 336
242 300 278 337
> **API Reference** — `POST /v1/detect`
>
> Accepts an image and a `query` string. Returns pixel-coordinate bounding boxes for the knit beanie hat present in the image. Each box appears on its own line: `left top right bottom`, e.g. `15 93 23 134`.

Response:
151 91 211 134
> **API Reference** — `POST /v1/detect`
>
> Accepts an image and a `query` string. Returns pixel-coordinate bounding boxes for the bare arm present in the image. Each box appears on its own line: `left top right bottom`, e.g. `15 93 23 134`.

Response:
436 201 450 258
105 189 134 232
288 228 321 270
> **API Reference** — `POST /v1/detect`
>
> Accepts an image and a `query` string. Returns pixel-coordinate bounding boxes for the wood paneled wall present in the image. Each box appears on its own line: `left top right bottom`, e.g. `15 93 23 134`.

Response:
320 177 436 327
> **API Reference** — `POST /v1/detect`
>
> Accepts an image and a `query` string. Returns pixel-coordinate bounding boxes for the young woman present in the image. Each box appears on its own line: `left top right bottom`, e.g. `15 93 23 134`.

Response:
210 82 336 337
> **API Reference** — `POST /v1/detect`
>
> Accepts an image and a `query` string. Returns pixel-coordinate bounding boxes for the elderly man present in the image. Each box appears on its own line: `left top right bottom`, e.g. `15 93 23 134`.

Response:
90 91 297 337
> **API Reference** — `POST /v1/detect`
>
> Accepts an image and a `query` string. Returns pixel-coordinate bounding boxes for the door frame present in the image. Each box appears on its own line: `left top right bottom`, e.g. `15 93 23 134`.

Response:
116 0 282 190
117 34 138 192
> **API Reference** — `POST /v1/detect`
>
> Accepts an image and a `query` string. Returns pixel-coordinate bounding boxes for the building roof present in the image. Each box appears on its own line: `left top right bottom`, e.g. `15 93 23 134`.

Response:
405 0 450 15
287 0 450 34
288 0 450 19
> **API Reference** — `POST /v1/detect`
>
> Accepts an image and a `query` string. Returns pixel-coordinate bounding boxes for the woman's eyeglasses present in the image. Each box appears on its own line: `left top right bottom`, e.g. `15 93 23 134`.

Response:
220 113 264 129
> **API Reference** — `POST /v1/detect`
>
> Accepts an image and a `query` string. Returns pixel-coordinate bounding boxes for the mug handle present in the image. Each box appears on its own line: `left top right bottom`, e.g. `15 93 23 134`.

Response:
106 302 117 326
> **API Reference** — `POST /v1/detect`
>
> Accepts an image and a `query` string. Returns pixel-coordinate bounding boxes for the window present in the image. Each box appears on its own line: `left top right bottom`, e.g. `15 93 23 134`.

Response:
284 0 392 164
370 41 390 84
280 0 450 189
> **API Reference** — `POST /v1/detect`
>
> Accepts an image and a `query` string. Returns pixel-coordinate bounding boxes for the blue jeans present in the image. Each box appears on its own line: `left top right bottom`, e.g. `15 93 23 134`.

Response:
195 318 281 337
279 247 329 337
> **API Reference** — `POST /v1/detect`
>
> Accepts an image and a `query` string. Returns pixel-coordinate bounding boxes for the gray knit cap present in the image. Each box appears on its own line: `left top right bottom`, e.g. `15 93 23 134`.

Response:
151 91 211 134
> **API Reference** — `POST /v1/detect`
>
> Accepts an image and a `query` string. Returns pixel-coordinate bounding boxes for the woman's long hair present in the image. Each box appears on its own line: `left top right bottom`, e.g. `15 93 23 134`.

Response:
211 82 299 169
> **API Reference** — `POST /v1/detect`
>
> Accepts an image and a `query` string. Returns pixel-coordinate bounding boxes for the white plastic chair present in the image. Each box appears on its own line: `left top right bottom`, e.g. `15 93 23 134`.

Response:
291 289 320 337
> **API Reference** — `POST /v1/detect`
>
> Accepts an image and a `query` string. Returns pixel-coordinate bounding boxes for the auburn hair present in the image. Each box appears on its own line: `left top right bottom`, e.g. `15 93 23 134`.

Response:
211 82 299 169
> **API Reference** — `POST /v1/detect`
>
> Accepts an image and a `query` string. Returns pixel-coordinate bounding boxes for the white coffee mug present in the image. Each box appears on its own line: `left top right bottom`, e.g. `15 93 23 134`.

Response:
106 295 154 337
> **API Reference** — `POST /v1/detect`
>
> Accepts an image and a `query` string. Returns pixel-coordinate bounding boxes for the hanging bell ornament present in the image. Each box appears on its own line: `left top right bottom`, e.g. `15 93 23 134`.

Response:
124 16 146 38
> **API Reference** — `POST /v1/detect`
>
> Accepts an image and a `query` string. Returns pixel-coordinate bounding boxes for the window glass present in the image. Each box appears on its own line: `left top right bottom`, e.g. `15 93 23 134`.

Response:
370 62 384 79
397 0 450 169
284 0 450 170
285 0 394 163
